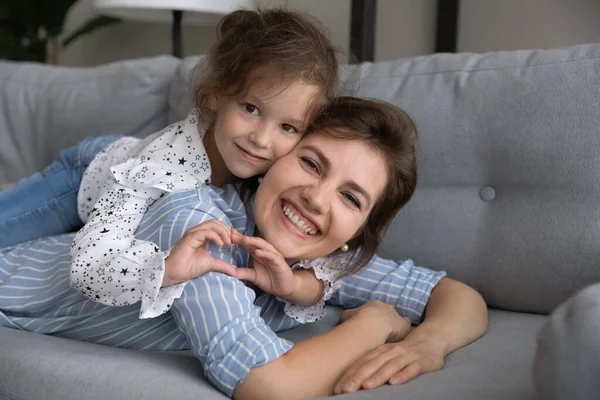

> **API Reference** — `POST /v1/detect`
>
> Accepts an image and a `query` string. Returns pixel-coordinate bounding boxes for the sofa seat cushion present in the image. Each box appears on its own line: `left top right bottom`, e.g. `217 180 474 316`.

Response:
0 308 544 400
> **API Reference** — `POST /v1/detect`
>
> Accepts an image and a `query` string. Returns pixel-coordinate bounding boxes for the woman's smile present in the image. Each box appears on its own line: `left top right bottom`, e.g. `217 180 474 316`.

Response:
279 199 320 238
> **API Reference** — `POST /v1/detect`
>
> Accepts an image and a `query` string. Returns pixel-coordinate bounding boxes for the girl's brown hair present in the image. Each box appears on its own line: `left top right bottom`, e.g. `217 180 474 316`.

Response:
193 8 339 127
307 96 418 275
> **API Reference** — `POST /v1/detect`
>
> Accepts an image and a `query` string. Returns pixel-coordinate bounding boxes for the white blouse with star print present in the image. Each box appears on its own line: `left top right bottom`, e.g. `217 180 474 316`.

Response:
70 109 213 313
69 109 344 322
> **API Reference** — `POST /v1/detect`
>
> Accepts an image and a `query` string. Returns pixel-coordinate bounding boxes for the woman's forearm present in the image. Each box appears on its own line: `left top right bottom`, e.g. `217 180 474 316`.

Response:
404 277 488 357
233 315 391 400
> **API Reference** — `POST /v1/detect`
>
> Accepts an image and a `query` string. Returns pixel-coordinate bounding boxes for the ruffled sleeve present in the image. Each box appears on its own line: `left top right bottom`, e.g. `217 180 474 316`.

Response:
283 254 350 323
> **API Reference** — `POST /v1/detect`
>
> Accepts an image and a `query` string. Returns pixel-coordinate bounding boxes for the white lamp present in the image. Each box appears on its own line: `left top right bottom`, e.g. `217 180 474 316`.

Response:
93 0 255 57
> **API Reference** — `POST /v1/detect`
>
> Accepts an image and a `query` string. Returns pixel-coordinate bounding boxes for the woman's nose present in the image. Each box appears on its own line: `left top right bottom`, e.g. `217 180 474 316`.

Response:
301 183 331 214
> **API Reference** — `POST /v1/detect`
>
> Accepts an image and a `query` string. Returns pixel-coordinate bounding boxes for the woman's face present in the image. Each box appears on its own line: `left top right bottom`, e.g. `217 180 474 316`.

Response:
253 130 389 263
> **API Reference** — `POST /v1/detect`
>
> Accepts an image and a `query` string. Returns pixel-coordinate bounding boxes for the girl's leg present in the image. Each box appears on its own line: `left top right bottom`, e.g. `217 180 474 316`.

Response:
0 136 119 248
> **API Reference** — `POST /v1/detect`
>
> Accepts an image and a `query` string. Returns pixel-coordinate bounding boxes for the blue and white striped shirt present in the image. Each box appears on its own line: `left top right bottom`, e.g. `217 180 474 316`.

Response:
0 185 445 396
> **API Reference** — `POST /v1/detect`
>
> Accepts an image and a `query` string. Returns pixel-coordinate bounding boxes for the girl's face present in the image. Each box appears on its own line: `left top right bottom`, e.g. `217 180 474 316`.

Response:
209 78 321 179
253 131 389 264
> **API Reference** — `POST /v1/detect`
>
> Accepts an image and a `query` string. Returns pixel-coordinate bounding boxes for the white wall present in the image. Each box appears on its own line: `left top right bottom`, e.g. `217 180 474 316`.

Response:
59 0 600 66
458 0 600 53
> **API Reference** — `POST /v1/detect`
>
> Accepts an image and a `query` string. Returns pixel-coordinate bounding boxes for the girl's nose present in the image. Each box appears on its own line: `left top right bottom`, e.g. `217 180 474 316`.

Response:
248 124 273 149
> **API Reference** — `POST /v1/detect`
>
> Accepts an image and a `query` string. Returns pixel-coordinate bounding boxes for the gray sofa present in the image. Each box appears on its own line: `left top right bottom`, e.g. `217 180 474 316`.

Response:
1 43 600 400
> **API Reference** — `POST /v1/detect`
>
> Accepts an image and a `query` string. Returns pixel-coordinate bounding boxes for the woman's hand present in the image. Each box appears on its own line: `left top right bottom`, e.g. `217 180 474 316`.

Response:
334 323 445 394
339 301 412 344
230 229 296 298
163 220 237 286
335 278 487 394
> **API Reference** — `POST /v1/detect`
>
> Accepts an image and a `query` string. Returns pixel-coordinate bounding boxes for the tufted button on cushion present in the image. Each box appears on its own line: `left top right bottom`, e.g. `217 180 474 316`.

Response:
479 186 496 202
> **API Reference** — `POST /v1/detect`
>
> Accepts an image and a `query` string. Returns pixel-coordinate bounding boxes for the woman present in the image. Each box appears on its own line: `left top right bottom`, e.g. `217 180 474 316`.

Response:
0 97 487 399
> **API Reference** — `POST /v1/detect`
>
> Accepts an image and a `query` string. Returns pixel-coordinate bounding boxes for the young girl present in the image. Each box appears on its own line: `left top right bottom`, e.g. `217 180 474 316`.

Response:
0 97 487 399
0 9 340 313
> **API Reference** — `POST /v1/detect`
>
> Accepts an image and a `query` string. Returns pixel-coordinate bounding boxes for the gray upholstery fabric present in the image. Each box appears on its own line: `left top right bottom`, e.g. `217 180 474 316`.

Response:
533 282 600 400
0 56 179 182
168 45 600 314
353 45 600 314
167 56 202 124
0 309 544 400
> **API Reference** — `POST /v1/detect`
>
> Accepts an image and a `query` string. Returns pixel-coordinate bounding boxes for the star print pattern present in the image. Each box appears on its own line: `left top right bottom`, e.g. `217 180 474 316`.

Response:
71 110 211 308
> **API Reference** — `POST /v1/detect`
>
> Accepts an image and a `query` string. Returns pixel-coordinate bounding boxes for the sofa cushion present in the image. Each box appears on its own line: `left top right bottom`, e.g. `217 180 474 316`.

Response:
0 56 179 182
0 309 543 400
169 46 600 315
352 44 600 314
168 56 202 124
533 282 600 400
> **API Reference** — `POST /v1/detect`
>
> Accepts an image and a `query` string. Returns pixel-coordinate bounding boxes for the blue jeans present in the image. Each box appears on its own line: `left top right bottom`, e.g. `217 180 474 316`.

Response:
0 136 119 248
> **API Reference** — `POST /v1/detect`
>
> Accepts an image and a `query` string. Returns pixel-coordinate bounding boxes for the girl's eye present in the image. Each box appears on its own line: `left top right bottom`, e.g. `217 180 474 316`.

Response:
280 123 298 134
301 157 319 173
343 192 361 209
244 104 260 116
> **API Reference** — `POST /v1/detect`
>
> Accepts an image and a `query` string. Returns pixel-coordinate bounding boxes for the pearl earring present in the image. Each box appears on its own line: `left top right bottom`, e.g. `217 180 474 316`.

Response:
257 176 263 183
340 244 349 252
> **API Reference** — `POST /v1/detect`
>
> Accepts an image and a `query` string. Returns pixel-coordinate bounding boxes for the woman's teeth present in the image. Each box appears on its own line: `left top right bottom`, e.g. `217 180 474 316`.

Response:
282 204 318 235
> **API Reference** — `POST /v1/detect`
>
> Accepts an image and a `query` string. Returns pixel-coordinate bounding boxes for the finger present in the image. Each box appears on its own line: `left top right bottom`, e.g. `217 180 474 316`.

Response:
231 233 274 253
252 249 286 269
207 257 237 277
193 220 232 246
230 233 259 252
188 219 226 233
206 223 232 246
200 230 225 247
235 267 257 283
334 346 391 394
182 230 223 248
389 360 425 386
336 353 392 393
361 357 413 390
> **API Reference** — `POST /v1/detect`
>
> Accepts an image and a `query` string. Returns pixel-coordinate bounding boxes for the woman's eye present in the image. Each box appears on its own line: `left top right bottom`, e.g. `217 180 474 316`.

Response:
301 157 319 173
244 104 260 116
343 193 361 209
280 123 298 134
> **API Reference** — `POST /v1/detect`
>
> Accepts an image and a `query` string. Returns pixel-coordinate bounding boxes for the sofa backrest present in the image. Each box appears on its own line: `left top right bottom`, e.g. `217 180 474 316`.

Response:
2 45 598 316
350 44 600 315
169 45 600 315
0 56 179 182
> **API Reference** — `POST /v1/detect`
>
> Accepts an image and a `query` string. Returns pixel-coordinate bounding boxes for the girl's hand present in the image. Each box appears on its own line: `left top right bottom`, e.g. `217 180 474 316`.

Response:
333 322 445 394
163 220 237 286
230 229 296 298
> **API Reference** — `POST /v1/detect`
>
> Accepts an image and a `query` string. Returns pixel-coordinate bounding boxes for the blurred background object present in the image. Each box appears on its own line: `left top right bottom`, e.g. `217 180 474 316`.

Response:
1 0 599 66
93 0 254 57
0 0 121 63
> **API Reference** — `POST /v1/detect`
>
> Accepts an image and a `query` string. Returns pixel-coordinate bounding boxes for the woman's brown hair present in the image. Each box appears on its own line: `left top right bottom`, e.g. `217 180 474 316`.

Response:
193 8 340 127
307 96 418 275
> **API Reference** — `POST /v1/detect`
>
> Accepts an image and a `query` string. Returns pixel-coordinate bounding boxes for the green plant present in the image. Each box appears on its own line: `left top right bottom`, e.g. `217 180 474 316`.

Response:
0 0 120 63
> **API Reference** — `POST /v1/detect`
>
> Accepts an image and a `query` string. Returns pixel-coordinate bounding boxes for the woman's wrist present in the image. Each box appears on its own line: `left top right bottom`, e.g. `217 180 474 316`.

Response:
402 320 450 357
